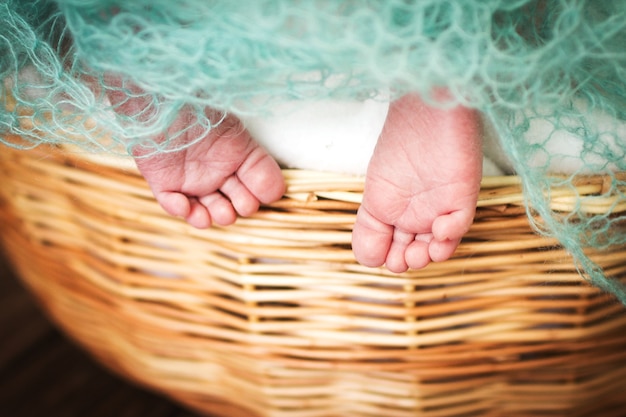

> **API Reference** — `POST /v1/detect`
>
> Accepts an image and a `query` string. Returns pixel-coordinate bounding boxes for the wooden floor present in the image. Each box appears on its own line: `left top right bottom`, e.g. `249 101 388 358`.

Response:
0 250 208 417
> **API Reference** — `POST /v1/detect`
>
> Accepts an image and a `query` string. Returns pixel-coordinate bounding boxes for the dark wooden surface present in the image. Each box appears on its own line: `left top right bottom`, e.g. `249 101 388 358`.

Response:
0 250 206 417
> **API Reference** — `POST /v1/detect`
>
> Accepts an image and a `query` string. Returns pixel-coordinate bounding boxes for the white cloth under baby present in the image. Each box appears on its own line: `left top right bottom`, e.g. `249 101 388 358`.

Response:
238 98 505 177
238 98 389 175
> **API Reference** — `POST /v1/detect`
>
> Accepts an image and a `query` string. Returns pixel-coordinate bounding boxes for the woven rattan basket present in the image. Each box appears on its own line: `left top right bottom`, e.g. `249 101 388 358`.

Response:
2 139 626 417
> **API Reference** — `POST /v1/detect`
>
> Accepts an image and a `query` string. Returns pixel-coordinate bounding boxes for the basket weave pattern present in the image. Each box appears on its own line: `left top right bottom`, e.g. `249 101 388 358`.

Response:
1 142 626 417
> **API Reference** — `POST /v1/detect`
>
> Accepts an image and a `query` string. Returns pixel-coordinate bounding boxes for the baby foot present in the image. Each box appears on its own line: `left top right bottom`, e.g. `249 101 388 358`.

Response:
103 75 285 228
132 109 286 228
352 93 482 273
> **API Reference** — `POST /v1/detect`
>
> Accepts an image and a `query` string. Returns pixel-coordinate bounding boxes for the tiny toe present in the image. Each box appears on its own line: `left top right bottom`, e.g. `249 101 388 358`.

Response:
238 148 286 204
432 209 475 241
199 193 238 226
429 238 462 263
220 175 260 217
352 207 394 268
384 228 415 273
405 234 434 270
185 199 212 229
156 191 191 218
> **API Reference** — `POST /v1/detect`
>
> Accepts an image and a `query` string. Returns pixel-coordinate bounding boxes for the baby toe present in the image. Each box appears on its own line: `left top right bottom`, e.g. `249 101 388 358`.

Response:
384 229 416 273
185 199 213 229
156 191 192 219
238 147 286 205
428 238 462 263
352 207 394 268
220 175 260 217
405 234 433 270
199 193 237 226
432 208 475 242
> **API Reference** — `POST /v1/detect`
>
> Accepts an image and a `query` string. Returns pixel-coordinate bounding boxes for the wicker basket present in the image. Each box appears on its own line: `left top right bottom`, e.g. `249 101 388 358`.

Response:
2 139 626 417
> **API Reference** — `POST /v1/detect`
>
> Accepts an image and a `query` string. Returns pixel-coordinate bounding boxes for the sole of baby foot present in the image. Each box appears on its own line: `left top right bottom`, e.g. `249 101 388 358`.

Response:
351 92 482 273
104 75 285 228
133 111 285 229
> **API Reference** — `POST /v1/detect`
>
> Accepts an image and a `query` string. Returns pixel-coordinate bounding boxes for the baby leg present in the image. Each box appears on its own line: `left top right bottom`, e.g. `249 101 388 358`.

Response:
352 93 482 273
106 79 285 228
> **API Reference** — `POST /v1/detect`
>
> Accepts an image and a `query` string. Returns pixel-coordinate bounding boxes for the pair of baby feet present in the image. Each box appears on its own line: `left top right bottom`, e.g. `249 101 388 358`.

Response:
129 93 482 273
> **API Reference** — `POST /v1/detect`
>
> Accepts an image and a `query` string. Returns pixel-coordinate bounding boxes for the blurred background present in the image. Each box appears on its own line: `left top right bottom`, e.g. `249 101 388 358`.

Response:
0 249 204 417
